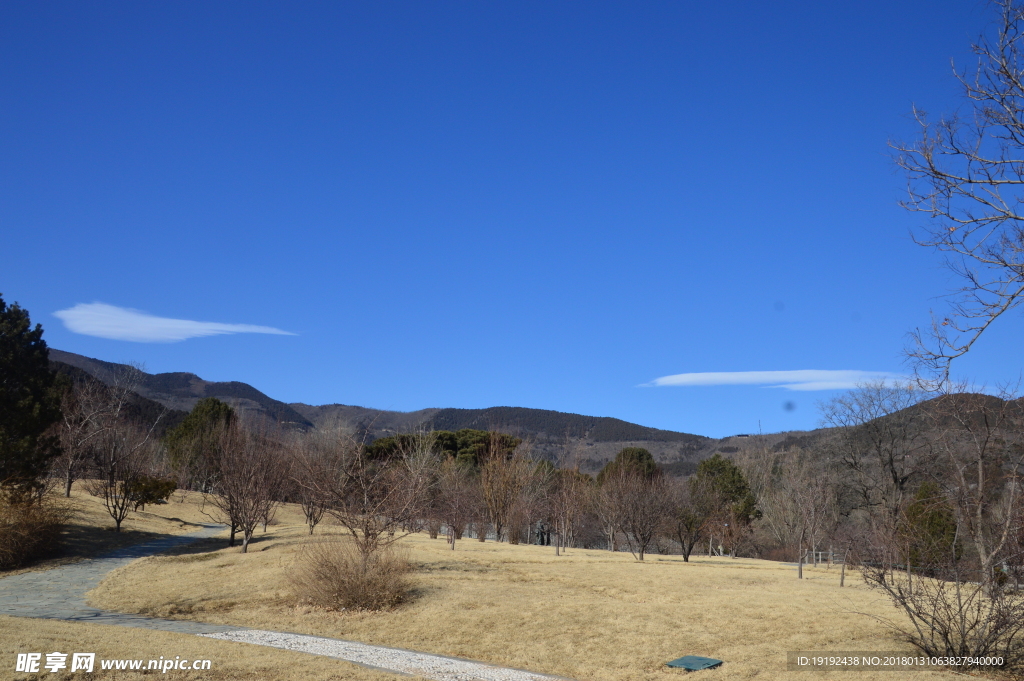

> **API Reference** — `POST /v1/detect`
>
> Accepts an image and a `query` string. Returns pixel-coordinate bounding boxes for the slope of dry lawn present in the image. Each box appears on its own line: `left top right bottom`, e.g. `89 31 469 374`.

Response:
3 483 224 577
84 498 967 681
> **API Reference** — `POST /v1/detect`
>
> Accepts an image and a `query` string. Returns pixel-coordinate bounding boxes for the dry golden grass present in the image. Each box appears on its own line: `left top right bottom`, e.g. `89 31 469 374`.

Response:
86 503 968 681
0 615 396 681
1 482 227 577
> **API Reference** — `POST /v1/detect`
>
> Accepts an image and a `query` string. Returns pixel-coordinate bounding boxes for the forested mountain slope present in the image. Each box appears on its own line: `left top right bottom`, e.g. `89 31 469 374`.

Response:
52 350 729 473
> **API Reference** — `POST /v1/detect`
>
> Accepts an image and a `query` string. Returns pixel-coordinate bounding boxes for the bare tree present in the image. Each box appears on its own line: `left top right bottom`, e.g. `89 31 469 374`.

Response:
746 445 839 576
548 467 592 553
479 434 532 542
509 459 551 546
595 476 625 552
822 381 931 530
86 421 158 532
85 364 162 531
793 464 838 578
299 428 432 562
298 483 326 534
929 390 1024 592
202 423 283 552
52 377 110 497
851 389 1024 670
436 457 476 550
596 466 669 561
893 0 1024 385
619 472 670 561
290 436 328 535
665 475 716 562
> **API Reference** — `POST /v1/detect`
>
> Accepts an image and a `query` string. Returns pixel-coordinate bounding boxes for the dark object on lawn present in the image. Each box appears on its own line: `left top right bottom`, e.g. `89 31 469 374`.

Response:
666 656 723 671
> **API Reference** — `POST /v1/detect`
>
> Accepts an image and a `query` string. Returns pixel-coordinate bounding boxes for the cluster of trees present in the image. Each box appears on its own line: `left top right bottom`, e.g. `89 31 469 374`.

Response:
738 382 1024 667
77 391 764 564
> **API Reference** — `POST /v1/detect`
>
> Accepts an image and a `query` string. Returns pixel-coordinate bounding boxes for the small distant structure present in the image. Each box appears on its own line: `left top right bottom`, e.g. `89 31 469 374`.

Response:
733 434 750 438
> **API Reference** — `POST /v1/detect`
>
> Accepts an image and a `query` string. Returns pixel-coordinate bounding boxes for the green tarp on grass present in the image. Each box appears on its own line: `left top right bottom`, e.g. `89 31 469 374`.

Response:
666 656 723 671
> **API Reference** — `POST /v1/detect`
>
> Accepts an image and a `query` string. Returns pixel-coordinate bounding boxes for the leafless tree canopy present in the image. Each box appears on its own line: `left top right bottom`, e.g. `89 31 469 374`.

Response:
821 381 931 528
297 428 433 561
479 435 532 543
52 376 112 498
202 422 287 552
822 383 1024 668
895 0 1024 385
436 457 477 550
83 364 166 532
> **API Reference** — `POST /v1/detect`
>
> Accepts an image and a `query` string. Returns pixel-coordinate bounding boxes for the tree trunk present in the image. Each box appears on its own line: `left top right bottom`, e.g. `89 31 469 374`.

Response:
797 525 805 579
906 542 913 595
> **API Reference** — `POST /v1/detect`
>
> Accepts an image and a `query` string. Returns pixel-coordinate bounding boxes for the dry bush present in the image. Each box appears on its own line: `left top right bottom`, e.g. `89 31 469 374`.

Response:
0 497 72 569
860 556 1024 674
290 537 410 611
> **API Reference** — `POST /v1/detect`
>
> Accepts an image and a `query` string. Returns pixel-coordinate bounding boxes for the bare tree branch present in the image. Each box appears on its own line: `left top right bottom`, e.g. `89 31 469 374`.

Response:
897 0 1024 386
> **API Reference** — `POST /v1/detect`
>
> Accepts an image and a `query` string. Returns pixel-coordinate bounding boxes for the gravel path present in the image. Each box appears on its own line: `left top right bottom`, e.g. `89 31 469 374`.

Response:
0 523 243 634
0 525 570 681
202 630 567 681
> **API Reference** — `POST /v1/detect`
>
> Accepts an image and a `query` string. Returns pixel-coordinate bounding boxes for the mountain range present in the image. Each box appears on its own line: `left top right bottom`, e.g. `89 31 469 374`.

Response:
48 349 781 474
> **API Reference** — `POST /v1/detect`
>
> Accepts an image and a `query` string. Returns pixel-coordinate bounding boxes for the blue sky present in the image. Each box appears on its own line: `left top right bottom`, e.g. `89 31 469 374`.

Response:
4 0 1021 438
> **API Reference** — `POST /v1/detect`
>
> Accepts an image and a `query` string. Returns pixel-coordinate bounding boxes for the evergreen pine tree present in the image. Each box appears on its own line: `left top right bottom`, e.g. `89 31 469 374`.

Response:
0 294 62 500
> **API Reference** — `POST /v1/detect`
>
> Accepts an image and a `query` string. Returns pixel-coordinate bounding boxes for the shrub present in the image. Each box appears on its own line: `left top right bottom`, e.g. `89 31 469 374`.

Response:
124 475 177 511
290 538 410 611
0 498 72 569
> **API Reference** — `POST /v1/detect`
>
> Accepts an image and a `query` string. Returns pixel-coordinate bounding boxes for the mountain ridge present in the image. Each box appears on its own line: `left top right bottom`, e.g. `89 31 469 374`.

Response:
47 349 741 473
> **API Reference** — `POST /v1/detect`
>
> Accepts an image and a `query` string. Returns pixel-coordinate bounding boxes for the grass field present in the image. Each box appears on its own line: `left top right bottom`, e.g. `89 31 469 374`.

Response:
3 485 209 578
1 615 396 681
46 487 968 681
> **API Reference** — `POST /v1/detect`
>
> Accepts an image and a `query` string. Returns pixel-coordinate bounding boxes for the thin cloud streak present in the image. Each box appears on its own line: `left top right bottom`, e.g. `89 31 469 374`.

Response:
54 302 296 343
645 370 906 391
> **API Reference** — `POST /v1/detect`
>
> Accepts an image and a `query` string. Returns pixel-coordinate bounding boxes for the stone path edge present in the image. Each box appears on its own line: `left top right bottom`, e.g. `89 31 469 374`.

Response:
202 630 574 681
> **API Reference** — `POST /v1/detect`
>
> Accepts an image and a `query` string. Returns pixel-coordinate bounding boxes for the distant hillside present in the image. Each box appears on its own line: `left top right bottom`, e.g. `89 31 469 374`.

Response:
290 403 441 434
425 407 704 443
50 349 1022 484
51 349 720 475
290 403 715 473
50 349 313 428
49 360 189 438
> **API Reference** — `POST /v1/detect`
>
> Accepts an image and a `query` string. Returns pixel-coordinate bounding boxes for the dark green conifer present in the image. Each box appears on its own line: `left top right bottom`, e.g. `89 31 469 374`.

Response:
0 294 62 501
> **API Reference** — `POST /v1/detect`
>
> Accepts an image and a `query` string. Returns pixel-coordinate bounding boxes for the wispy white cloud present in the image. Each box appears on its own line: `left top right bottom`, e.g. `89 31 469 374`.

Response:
54 302 296 343
643 370 906 391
